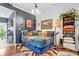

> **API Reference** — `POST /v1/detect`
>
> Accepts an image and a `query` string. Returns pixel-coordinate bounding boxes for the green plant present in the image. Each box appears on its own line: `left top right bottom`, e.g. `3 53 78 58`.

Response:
60 8 78 19
0 26 6 40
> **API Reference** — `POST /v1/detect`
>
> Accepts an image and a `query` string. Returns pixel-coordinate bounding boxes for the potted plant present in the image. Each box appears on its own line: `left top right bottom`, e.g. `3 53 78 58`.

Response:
60 8 78 19
0 26 6 40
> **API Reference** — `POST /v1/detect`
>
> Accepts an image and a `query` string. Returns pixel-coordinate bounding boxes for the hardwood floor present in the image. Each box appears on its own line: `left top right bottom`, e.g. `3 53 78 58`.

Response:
0 45 16 56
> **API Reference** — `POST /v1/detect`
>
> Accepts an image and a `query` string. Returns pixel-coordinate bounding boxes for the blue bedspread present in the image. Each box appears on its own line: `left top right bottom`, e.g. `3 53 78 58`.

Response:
26 38 52 54
30 38 47 48
21 37 53 54
27 43 51 54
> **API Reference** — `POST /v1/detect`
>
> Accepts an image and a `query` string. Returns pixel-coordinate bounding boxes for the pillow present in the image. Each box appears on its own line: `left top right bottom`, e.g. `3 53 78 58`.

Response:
47 31 53 37
38 31 42 37
32 30 38 35
42 32 47 37
27 32 32 36
30 38 47 48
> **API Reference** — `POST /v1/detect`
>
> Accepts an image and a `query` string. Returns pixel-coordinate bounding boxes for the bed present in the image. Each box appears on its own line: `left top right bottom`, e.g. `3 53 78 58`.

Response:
21 36 54 54
20 30 54 54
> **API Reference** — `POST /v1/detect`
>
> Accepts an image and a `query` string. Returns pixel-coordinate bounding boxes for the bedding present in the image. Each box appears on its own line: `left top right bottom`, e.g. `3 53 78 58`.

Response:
23 36 53 54
26 36 36 40
21 30 54 54
63 37 74 40
64 40 74 44
27 37 53 54
64 22 74 26
27 43 51 54
64 19 74 21
63 28 75 32
64 26 74 28
26 36 52 45
30 38 47 48
64 17 74 21
31 30 38 35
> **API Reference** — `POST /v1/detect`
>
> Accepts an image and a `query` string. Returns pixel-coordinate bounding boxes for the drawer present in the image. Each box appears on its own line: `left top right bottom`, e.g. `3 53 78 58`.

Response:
63 42 76 50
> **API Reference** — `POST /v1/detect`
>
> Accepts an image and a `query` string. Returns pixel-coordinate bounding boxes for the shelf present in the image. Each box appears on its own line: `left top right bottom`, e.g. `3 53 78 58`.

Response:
63 42 76 51
63 17 75 50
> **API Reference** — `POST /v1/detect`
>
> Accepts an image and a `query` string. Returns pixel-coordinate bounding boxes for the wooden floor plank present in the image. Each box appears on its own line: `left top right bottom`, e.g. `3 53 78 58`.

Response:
0 45 16 56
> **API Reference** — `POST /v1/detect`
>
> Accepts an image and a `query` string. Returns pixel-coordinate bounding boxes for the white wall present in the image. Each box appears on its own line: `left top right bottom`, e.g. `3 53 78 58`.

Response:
36 3 79 45
0 6 14 18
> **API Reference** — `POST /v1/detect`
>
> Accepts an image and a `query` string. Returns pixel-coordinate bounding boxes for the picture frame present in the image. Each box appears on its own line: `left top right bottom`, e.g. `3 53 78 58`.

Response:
41 19 52 29
25 19 33 29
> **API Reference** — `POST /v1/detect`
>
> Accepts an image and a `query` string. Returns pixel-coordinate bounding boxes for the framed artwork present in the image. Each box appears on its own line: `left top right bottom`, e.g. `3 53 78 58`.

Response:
25 19 32 29
41 19 52 29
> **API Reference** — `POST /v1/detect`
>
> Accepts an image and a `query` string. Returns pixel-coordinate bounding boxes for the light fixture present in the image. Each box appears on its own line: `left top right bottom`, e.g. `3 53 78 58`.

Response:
32 3 40 16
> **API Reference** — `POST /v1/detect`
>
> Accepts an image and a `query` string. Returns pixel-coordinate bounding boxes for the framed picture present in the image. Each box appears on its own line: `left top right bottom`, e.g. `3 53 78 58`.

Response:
25 19 32 29
41 19 52 29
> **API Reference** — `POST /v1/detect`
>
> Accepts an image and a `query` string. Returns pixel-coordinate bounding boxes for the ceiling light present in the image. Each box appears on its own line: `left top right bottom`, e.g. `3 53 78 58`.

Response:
32 3 40 16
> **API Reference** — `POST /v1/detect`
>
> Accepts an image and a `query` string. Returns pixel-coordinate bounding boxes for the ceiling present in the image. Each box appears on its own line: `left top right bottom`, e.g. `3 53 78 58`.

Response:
10 3 55 15
0 6 14 18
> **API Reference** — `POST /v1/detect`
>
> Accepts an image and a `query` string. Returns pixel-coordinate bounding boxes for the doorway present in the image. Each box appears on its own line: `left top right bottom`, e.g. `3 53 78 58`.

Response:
0 22 8 48
0 17 15 48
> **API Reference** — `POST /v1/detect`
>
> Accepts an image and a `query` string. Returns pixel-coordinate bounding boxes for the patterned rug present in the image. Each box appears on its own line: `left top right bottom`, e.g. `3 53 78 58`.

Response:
14 46 60 56
13 45 78 56
59 51 78 56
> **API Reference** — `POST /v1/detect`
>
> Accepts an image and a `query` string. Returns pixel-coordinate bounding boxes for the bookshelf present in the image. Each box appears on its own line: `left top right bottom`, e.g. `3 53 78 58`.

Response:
63 16 76 50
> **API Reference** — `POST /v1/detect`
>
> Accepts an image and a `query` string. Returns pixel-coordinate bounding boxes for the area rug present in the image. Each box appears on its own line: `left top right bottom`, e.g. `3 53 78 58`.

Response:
59 51 78 56
14 45 78 56
14 46 60 56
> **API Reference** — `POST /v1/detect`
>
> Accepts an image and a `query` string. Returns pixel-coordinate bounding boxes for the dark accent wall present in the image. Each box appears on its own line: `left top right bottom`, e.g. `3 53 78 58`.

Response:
0 3 36 43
